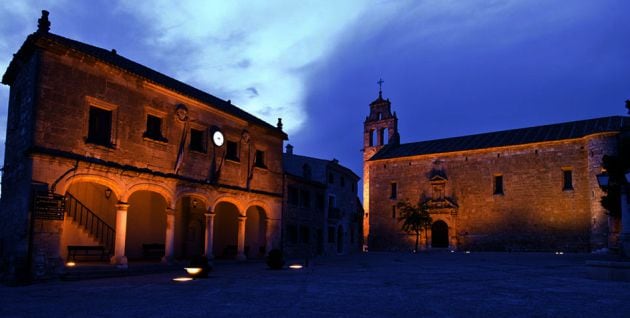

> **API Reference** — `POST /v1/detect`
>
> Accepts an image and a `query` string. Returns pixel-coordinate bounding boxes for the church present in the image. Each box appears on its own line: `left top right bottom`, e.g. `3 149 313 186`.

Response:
363 87 629 252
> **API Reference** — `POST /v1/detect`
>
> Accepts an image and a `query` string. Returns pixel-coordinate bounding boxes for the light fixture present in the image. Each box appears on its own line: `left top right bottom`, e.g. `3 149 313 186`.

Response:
596 173 609 188
289 264 303 269
104 188 112 199
66 261 76 267
185 267 203 275
172 277 193 282
192 199 198 208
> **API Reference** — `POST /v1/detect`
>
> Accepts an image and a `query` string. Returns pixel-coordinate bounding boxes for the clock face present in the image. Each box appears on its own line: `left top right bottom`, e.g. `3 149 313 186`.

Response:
212 130 224 147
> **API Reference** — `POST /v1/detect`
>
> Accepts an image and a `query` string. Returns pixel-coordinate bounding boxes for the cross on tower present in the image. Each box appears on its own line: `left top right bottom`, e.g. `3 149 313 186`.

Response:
377 78 384 93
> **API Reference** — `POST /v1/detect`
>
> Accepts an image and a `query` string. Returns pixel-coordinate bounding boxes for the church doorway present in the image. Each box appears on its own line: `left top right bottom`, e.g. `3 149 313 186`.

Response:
431 221 449 248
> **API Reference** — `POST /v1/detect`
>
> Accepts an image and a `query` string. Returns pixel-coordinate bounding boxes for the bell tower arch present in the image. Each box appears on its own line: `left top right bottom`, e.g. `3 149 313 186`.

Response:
363 79 398 162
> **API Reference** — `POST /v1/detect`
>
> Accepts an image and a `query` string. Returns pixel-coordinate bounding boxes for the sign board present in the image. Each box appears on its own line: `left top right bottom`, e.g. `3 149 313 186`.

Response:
33 192 65 220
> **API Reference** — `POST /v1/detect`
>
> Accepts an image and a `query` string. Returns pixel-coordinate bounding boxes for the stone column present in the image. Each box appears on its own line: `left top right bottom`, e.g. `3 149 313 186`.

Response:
237 215 247 260
110 202 129 267
162 208 175 263
204 210 216 259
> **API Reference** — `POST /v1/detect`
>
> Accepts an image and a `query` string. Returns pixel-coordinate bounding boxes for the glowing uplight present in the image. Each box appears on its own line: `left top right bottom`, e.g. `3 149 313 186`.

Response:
185 267 203 275
555 251 564 255
289 264 303 269
172 277 193 282
465 251 471 254
66 261 76 267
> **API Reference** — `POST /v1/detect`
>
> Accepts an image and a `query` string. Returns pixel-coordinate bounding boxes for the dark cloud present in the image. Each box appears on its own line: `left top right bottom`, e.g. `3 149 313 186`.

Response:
292 1 630 189
246 87 259 97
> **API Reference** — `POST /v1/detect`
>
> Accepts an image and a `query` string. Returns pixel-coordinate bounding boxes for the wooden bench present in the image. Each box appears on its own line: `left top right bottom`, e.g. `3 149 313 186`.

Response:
142 243 165 260
67 245 107 262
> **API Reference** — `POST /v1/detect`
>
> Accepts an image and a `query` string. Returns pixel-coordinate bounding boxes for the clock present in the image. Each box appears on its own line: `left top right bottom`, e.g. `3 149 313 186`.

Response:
212 130 224 147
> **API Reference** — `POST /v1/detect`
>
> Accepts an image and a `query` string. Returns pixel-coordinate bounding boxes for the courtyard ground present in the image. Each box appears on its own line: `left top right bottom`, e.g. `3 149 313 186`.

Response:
0 251 628 317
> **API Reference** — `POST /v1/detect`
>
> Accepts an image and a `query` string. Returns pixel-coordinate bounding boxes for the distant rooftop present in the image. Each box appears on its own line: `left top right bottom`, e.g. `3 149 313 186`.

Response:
370 116 629 160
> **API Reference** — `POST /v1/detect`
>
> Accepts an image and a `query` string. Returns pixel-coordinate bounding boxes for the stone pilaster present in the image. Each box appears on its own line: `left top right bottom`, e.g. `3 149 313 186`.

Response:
204 210 216 259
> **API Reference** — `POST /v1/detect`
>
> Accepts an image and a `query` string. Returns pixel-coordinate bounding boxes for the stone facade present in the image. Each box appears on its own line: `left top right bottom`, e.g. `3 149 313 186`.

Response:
282 145 363 259
0 12 286 282
363 91 628 252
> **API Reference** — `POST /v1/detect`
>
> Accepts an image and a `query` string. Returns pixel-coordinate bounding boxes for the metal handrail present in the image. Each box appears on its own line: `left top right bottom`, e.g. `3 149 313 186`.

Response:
64 193 115 255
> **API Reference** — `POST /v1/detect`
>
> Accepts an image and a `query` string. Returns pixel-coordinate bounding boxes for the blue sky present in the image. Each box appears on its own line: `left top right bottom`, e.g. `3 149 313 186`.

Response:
1 1 629 191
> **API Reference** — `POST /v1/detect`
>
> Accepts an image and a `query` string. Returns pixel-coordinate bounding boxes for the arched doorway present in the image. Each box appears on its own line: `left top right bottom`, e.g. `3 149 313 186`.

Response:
337 225 344 254
245 206 267 258
61 181 118 261
431 221 449 248
126 191 167 260
213 201 239 259
175 196 206 259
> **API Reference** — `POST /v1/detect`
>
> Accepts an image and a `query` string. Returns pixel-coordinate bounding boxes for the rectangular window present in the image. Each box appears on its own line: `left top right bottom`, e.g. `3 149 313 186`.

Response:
341 176 345 187
144 114 167 142
254 150 266 168
288 186 299 205
494 175 504 195
300 189 311 208
563 170 573 190
328 173 334 184
300 225 310 244
315 194 325 211
390 182 397 199
287 225 298 244
328 226 335 243
328 195 336 208
189 128 206 152
87 106 112 146
226 140 239 161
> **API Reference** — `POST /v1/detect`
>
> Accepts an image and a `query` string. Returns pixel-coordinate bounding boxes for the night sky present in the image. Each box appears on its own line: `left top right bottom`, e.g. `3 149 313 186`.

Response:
1 1 629 196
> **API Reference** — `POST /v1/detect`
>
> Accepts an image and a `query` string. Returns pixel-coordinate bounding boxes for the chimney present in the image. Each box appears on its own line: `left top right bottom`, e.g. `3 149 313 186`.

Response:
286 144 294 155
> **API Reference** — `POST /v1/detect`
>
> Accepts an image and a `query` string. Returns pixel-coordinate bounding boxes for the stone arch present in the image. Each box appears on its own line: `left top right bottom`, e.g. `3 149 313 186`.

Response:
126 189 169 260
175 193 208 259
59 173 123 200
245 204 267 258
175 187 210 209
124 183 174 207
213 200 240 259
59 174 122 261
212 195 246 215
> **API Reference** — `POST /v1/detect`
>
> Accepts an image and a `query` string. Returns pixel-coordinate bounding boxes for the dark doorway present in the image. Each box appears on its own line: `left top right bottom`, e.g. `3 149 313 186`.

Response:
431 221 449 248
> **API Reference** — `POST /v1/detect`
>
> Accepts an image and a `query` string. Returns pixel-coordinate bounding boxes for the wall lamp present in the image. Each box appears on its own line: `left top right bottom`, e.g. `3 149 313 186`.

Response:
104 188 112 199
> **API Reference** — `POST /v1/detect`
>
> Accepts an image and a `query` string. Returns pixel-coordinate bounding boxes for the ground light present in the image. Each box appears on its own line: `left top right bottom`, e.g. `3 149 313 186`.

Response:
66 261 76 267
184 267 203 275
172 277 193 282
289 264 303 269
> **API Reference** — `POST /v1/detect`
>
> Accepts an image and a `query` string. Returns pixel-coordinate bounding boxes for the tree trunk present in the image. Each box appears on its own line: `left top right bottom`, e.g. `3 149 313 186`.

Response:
415 231 419 252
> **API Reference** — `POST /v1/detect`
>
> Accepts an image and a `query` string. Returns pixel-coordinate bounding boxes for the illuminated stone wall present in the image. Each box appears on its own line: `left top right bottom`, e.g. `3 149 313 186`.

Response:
366 135 618 252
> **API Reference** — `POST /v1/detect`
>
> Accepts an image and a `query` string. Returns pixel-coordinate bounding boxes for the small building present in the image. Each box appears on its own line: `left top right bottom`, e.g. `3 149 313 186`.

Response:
363 88 629 252
0 11 287 282
282 145 362 258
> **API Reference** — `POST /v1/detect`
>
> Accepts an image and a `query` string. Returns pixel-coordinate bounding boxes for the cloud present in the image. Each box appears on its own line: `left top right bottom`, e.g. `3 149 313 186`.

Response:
114 0 372 134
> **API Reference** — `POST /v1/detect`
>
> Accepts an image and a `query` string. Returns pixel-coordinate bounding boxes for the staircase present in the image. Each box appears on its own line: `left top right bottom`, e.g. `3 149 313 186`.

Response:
65 193 115 256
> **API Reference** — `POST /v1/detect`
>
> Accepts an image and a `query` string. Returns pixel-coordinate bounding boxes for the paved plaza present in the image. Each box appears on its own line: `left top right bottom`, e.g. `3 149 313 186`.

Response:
1 252 628 317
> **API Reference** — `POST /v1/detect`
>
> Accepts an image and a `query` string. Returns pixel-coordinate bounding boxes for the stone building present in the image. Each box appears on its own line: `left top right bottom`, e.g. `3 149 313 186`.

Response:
363 88 629 252
282 145 362 258
0 12 287 282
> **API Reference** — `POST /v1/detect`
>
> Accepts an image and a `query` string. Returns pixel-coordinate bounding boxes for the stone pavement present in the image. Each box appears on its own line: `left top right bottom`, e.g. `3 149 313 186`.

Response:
0 252 628 317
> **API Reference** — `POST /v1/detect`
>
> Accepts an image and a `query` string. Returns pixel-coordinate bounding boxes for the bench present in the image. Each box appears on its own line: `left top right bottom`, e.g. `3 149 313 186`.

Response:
142 243 165 260
67 245 107 262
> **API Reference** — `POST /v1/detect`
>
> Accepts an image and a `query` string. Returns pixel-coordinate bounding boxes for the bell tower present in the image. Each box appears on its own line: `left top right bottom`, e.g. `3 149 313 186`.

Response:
363 79 398 162
362 79 399 249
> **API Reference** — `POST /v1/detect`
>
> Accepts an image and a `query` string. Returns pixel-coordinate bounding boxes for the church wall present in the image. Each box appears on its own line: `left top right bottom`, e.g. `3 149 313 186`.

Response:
367 135 614 252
